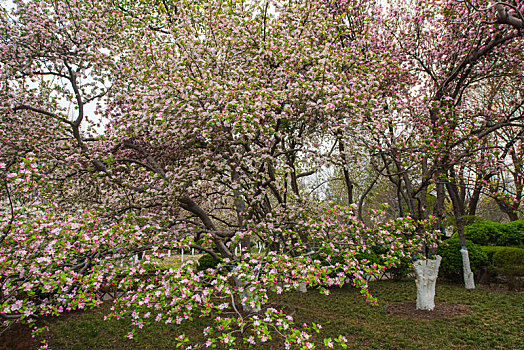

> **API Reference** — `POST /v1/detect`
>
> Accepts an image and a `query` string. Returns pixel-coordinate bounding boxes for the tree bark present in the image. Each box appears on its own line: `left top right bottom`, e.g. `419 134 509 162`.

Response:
494 198 520 222
232 267 261 313
338 138 354 205
414 256 442 311
467 179 482 216
446 173 475 289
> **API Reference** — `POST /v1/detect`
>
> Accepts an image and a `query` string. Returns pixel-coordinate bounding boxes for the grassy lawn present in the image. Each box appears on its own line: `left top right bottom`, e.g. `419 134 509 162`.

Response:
34 280 523 350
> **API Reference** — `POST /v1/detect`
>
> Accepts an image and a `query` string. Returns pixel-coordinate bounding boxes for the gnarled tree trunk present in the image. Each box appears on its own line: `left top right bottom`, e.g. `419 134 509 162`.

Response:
414 256 442 311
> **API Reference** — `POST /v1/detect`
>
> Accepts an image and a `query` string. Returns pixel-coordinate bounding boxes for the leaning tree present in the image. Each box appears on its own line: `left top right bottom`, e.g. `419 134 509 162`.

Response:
1 0 432 348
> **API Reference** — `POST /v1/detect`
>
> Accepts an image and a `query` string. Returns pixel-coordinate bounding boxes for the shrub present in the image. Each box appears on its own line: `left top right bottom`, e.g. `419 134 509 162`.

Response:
462 221 503 245
480 246 524 270
438 239 488 280
444 215 484 235
503 220 524 231
456 220 524 247
197 254 220 271
482 246 524 289
491 247 524 270
480 246 507 262
498 221 524 247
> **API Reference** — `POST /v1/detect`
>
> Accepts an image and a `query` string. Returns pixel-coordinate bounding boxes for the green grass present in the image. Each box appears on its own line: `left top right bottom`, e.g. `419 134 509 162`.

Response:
40 280 523 350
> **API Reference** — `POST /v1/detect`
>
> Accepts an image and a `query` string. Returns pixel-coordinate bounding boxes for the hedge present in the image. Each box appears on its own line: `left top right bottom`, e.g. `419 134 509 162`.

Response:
480 246 524 288
451 220 524 247
438 238 488 280
498 221 524 246
481 246 524 268
462 221 503 245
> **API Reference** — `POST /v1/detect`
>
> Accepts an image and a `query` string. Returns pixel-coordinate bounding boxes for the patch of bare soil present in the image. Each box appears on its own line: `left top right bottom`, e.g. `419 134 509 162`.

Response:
0 322 37 350
386 301 473 320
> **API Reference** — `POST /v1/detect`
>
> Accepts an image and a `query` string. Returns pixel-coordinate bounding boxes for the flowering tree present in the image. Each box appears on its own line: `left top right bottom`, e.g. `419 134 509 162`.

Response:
0 0 436 348
365 0 524 294
470 81 524 221
1 157 430 348
3 0 521 347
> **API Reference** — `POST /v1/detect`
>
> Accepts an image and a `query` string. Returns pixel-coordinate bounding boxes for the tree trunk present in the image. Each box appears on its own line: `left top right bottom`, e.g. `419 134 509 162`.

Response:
338 137 354 205
297 282 307 293
232 168 250 251
414 256 442 311
495 198 520 221
507 210 519 222
460 247 475 289
232 268 261 313
432 180 446 253
467 179 482 216
446 174 475 289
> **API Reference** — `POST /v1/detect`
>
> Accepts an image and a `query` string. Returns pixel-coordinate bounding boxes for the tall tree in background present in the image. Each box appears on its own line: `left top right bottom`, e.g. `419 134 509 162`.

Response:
374 0 524 292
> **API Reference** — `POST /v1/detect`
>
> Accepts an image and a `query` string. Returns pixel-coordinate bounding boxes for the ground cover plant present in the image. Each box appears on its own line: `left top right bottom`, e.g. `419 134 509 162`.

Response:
1 0 524 349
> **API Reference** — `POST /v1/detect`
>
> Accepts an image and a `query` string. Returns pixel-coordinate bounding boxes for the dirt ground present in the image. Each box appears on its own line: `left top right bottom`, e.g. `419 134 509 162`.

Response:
386 300 473 320
0 322 36 350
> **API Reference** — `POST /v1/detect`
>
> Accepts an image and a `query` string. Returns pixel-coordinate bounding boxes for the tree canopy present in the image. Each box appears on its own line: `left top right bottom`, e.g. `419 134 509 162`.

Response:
1 0 523 348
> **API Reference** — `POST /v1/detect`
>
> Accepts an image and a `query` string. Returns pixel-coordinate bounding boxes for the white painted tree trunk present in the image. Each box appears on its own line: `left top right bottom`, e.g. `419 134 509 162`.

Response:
414 255 442 311
460 247 475 289
297 281 307 293
239 287 261 313
232 268 261 313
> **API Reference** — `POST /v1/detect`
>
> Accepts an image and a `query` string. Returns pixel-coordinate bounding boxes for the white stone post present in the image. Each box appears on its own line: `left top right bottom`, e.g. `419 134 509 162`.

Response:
414 255 442 311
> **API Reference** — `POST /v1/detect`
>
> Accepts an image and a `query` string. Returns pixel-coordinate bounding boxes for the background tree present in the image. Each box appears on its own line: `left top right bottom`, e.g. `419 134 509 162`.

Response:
373 0 524 290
